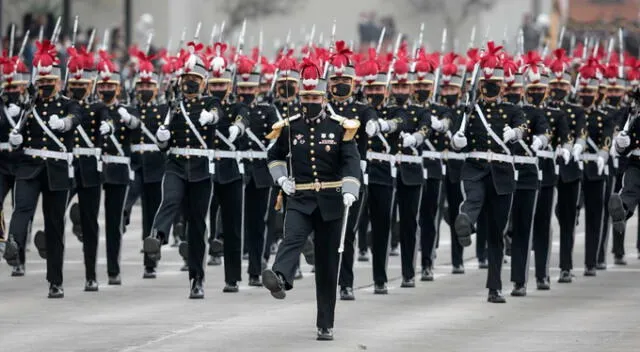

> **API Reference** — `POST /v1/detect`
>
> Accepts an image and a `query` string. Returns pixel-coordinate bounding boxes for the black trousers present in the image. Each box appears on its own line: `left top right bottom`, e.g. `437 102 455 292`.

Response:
582 179 605 269
357 193 370 252
77 184 101 281
9 170 69 285
272 208 342 329
611 173 626 257
245 179 269 277
445 177 464 267
460 174 512 290
368 184 393 285
215 179 243 284
152 173 212 280
532 186 554 281
103 183 128 277
263 187 282 261
123 171 142 227
0 173 14 241
420 179 441 269
597 173 615 264
556 180 580 271
476 210 488 261
338 186 365 288
397 179 421 280
510 189 537 285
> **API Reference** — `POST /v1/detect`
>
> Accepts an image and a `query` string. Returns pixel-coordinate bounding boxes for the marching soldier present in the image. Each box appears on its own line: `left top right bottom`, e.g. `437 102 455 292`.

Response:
261 58 361 340
4 40 81 298
235 54 279 287
129 51 168 279
95 50 141 285
144 42 223 298
576 58 613 276
503 56 549 296
0 53 29 273
326 41 377 300
548 48 587 283
452 42 526 303
66 46 110 291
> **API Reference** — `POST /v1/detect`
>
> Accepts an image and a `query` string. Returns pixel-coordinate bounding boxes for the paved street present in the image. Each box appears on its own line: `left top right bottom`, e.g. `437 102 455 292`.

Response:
1 198 640 352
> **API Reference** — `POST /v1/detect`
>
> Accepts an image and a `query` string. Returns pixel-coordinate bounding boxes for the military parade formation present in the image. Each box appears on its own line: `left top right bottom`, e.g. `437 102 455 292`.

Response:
2 16 640 341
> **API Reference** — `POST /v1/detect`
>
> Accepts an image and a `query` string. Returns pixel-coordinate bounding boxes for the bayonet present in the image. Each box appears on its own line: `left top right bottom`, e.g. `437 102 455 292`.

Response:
376 27 386 55
9 24 15 57
71 15 79 48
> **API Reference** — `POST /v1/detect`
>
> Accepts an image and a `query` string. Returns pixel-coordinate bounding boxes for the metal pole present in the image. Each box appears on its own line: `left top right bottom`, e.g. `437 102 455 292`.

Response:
124 0 132 48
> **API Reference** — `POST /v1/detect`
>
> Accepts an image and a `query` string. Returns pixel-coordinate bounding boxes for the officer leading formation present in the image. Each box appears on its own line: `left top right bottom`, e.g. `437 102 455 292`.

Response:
1 19 640 341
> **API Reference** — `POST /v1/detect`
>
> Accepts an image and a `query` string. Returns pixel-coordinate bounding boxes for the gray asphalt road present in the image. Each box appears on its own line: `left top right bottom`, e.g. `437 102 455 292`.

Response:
1 200 640 352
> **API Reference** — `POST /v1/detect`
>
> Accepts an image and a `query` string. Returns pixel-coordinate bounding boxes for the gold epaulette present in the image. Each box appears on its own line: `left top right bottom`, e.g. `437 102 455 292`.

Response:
329 114 361 141
265 114 301 140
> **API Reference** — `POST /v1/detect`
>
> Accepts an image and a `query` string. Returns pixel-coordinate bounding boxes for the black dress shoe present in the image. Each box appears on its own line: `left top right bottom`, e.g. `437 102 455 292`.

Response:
536 277 550 290
558 270 572 283
69 203 83 242
478 259 488 269
189 279 204 299
143 235 162 261
421 267 434 281
614 256 627 266
510 284 526 297
294 267 303 280
487 290 506 303
389 246 399 256
609 194 627 234
455 213 473 247
84 280 99 292
207 255 222 266
401 278 415 288
595 262 607 270
209 238 224 255
262 269 286 299
3 239 20 266
316 328 334 341
108 275 121 285
373 283 388 294
34 230 47 259
248 276 263 287
223 282 239 293
452 265 465 274
340 287 355 301
48 284 64 298
143 267 156 279
357 250 369 262
584 267 597 276
11 264 25 277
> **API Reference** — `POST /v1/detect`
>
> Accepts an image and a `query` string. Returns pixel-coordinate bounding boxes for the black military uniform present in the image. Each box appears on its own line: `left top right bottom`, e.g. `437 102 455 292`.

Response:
609 103 632 261
261 61 361 340
5 51 82 297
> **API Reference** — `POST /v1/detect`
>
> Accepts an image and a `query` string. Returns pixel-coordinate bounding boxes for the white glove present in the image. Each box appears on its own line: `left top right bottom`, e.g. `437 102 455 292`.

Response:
343 193 356 207
9 130 23 146
452 131 467 149
99 121 112 135
615 133 631 149
277 176 295 196
378 119 390 132
560 147 571 165
531 136 543 152
48 114 65 131
572 143 583 162
117 107 132 123
156 126 171 142
597 156 606 176
502 126 516 142
365 120 379 137
228 125 240 143
7 103 20 118
360 160 367 173
430 116 445 132
401 132 417 148
199 110 214 126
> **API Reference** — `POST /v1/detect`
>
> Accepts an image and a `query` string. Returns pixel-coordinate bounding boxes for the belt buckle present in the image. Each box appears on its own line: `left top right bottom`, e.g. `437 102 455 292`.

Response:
313 181 322 192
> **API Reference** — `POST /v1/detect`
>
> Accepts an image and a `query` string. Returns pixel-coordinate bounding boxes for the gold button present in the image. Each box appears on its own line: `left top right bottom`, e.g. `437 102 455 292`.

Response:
310 150 315 154
312 165 316 169
310 142 315 146
310 135 315 139
311 157 316 161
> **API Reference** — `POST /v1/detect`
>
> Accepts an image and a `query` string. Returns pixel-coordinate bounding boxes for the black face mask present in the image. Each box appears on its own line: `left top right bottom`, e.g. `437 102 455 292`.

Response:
607 96 622 106
182 80 201 95
482 81 502 98
579 95 595 108
278 82 297 98
526 92 546 106
209 90 227 100
367 93 385 108
441 94 459 107
238 93 256 105
394 93 410 105
550 88 567 101
302 102 323 119
331 83 352 98
100 90 116 103
137 89 155 104
595 94 605 106
70 87 87 101
39 84 56 98
414 89 431 104
504 93 521 104
5 91 21 104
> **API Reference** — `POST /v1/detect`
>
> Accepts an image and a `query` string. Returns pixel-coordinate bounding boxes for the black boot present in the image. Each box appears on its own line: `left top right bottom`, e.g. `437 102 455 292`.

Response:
189 278 204 299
